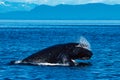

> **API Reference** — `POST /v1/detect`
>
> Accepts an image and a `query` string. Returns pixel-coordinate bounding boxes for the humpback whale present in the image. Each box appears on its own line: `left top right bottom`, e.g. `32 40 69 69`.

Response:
10 37 93 66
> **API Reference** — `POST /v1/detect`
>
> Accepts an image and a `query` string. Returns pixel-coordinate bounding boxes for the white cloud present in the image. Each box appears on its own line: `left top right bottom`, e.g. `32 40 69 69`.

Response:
0 1 9 6
90 0 103 3
0 1 5 5
1 0 120 5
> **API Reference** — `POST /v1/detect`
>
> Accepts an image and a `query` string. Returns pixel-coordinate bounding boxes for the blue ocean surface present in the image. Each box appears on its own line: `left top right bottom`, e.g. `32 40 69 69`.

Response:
0 20 120 80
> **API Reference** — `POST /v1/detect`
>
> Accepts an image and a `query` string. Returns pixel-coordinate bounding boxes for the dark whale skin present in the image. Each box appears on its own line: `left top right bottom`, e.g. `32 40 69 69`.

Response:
20 43 93 66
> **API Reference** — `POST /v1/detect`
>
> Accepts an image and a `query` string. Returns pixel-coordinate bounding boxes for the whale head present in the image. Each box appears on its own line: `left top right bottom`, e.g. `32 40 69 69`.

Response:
72 36 93 60
73 47 93 60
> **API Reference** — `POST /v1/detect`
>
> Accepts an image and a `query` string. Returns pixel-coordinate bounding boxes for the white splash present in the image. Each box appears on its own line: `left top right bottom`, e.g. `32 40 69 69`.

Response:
14 60 69 66
36 63 69 66
76 36 91 50
14 60 22 64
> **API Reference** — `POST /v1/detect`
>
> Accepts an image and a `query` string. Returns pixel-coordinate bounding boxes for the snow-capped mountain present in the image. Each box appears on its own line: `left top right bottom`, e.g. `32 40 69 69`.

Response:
0 1 37 13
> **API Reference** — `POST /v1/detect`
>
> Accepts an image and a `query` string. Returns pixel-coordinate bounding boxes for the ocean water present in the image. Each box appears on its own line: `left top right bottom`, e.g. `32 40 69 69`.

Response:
0 20 120 80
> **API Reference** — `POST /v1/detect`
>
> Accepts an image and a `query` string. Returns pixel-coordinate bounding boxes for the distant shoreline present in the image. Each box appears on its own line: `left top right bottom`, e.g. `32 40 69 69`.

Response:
0 20 120 25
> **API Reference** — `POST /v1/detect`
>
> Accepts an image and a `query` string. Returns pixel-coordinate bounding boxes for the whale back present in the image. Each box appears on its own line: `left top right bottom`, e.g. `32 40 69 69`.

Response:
22 43 77 63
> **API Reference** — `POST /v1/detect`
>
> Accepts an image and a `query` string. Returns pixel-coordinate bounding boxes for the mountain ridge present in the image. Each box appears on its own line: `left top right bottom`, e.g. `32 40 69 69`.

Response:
0 3 120 20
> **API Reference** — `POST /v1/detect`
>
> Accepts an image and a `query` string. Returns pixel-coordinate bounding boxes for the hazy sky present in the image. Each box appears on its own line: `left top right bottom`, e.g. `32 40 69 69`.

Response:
0 0 120 5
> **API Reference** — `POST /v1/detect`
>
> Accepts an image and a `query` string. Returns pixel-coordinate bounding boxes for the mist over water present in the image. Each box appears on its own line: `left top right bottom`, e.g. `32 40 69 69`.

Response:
0 20 120 80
